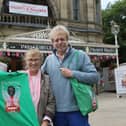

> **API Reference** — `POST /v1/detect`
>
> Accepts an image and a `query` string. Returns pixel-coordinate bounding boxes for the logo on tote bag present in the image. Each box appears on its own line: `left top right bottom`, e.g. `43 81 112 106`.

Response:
2 82 21 112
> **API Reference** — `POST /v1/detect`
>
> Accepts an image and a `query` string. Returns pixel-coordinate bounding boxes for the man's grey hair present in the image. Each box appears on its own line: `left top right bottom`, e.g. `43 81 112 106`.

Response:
49 25 70 41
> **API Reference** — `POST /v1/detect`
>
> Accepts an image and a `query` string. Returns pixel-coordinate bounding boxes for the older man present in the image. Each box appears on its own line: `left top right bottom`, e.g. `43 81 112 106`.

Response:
42 25 99 126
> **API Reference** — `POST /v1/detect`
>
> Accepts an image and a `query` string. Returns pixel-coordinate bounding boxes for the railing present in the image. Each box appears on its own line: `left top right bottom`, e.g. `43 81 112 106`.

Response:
0 13 56 28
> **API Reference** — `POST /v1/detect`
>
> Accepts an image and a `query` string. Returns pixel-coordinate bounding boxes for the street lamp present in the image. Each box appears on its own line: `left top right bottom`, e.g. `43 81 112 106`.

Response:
110 20 120 68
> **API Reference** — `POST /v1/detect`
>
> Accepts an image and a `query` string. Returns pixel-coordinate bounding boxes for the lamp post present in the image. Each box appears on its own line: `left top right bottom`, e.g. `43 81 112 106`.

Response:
110 20 120 68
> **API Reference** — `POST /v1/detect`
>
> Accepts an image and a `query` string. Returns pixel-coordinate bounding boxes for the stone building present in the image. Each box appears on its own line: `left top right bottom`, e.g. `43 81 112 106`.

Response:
0 0 102 42
0 0 117 71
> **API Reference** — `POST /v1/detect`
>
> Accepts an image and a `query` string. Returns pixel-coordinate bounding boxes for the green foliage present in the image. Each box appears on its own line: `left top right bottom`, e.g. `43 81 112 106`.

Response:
102 0 126 63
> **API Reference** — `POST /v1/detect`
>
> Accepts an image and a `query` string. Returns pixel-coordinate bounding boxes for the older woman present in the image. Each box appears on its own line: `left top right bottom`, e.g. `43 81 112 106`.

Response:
24 48 55 126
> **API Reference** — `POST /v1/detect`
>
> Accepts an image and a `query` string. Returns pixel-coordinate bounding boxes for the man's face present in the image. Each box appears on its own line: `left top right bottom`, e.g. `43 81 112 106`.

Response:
52 32 68 54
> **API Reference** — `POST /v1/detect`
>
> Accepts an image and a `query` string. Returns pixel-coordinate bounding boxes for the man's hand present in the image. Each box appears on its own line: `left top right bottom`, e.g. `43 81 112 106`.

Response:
60 68 72 78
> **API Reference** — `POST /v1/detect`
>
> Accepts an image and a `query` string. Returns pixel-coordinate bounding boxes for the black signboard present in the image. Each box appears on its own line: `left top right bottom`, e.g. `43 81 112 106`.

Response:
1 42 116 55
89 47 116 54
7 42 52 51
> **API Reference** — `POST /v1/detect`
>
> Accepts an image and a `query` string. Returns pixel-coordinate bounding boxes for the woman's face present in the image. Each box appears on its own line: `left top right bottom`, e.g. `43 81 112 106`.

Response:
26 54 41 74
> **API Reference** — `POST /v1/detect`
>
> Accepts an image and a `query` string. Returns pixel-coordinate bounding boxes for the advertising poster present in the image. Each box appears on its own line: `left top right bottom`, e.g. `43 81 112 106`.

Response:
114 65 126 96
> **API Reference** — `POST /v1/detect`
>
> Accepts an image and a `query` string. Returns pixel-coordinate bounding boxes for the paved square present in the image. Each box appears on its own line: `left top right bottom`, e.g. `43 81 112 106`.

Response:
89 92 126 126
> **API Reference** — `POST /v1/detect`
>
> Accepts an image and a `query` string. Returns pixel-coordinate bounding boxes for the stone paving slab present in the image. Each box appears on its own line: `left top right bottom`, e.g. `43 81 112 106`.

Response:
89 92 126 126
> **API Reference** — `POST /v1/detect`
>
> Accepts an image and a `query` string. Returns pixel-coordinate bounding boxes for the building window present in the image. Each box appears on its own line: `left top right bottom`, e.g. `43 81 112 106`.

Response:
96 0 100 23
1 0 9 13
73 0 80 20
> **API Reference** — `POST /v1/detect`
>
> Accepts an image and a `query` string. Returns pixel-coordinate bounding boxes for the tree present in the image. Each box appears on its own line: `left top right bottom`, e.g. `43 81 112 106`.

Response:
102 0 126 63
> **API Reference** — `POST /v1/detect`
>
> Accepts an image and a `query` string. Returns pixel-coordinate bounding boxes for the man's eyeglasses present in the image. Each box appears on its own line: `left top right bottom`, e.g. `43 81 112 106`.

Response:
52 38 66 43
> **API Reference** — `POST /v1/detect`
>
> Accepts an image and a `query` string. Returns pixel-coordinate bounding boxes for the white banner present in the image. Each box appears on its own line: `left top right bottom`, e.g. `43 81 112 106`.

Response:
9 1 48 17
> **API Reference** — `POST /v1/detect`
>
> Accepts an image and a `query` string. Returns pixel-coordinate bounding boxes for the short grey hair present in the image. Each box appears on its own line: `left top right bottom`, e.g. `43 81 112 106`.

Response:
24 48 43 63
49 25 70 41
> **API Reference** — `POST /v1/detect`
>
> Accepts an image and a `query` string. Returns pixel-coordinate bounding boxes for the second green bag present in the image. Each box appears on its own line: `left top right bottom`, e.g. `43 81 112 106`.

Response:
0 71 39 126
70 78 98 116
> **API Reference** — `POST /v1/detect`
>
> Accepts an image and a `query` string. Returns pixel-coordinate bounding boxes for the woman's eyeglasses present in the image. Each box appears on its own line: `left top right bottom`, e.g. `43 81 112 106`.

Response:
28 58 40 62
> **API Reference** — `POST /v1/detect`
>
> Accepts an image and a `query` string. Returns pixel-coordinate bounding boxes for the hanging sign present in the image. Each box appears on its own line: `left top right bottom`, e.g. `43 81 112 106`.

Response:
8 42 52 51
9 1 48 17
89 47 116 54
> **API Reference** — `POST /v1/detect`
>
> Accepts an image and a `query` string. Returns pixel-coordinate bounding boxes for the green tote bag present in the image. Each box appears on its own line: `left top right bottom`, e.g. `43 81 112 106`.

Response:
0 70 39 126
68 50 98 116
70 78 98 116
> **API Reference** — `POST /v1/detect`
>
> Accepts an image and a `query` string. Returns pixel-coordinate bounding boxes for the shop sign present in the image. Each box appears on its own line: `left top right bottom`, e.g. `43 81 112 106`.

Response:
8 43 52 51
89 47 115 54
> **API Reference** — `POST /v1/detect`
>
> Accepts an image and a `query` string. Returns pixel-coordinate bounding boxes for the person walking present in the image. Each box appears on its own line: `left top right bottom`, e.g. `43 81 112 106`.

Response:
42 25 99 126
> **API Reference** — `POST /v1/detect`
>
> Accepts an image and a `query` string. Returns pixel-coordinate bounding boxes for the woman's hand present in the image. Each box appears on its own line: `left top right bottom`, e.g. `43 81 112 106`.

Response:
41 120 50 126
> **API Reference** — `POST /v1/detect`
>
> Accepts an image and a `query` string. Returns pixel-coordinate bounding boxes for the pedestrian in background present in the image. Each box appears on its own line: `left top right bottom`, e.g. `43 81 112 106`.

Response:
24 48 55 126
42 25 99 126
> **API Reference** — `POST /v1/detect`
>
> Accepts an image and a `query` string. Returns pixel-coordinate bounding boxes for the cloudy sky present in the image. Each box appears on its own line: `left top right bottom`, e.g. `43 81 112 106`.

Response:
101 0 118 9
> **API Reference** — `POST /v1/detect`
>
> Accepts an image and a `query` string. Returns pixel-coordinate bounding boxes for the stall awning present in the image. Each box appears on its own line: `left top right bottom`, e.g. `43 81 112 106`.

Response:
0 28 118 57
